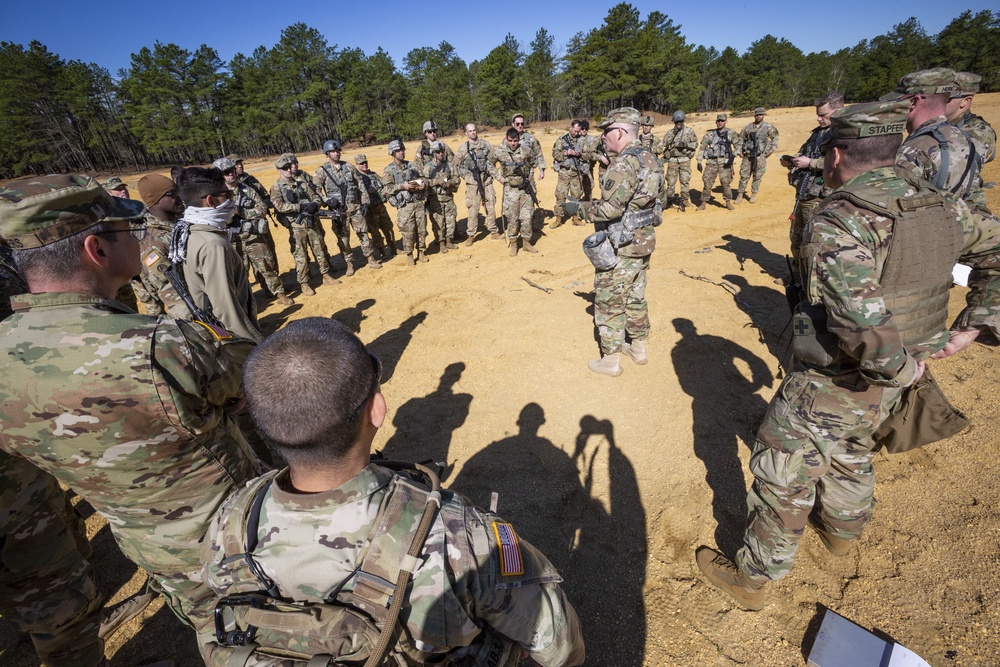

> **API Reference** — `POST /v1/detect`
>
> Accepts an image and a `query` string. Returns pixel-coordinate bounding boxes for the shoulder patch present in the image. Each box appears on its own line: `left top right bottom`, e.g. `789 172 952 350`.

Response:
492 521 524 576
143 250 162 267
192 320 234 341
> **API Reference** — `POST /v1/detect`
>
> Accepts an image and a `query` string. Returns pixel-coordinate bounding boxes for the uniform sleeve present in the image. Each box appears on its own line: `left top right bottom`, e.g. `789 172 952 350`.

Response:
952 198 1000 339
894 142 936 185
552 136 568 162
767 124 779 154
584 157 636 224
270 182 300 215
802 207 917 386
351 166 370 206
466 511 585 667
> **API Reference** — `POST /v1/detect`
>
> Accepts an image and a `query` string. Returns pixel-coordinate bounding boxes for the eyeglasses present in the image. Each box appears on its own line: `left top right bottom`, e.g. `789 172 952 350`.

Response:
99 222 147 241
513 121 525 127
602 126 625 136
213 190 233 200
345 353 382 422
222 169 235 176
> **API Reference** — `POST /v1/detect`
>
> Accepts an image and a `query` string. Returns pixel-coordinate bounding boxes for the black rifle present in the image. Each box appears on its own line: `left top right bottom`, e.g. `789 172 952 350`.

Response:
745 131 759 177
512 162 539 207
787 128 826 221
464 142 487 201
562 135 586 190
718 129 734 169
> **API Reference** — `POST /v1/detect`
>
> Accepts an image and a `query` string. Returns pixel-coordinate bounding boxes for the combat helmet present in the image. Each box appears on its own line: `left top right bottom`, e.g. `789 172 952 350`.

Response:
673 110 685 122
422 120 438 133
641 115 654 127
388 139 405 155
213 157 236 172
323 139 342 153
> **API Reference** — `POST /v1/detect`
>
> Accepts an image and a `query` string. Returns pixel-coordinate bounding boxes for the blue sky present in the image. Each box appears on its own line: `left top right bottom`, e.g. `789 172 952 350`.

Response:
1 1 993 76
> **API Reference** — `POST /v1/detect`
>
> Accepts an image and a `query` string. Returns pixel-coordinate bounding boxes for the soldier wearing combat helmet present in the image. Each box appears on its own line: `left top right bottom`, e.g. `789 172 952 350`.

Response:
661 110 698 211
355 153 397 259
735 107 779 204
697 113 741 210
381 139 430 266
695 99 1000 610
315 139 379 275
638 115 659 153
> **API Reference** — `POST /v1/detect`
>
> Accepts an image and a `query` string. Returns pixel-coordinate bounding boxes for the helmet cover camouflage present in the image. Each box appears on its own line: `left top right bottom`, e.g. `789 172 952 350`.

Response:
275 153 297 169
213 157 236 172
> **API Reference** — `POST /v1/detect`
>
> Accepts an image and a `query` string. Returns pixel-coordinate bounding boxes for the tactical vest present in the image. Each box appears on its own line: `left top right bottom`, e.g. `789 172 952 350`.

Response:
385 162 424 207
320 163 360 206
210 462 520 667
601 146 663 250
788 127 830 200
704 130 734 162
664 127 695 160
908 122 982 199
793 181 962 367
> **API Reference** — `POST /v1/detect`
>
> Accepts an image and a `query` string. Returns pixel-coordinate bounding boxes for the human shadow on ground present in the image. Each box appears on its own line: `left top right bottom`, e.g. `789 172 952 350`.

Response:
716 233 788 282
671 317 773 557
379 362 472 482
329 298 376 333
722 273 793 369
450 405 647 666
365 311 428 385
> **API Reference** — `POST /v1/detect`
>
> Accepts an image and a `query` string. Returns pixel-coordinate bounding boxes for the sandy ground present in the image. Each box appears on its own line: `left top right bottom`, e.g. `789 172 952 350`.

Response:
3 97 1000 666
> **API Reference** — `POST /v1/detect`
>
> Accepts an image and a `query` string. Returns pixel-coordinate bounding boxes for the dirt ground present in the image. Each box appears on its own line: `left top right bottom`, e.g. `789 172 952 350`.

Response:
3 98 1000 666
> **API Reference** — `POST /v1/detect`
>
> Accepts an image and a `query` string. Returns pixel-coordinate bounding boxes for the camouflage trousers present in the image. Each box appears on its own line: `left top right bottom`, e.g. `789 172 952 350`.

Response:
701 160 734 202
666 159 693 201
365 203 396 252
502 186 534 241
0 453 104 667
593 255 650 355
736 368 903 584
328 208 376 266
553 169 586 220
789 198 822 263
240 232 286 297
738 154 769 194
427 195 457 242
395 201 427 256
464 181 498 235
290 224 332 284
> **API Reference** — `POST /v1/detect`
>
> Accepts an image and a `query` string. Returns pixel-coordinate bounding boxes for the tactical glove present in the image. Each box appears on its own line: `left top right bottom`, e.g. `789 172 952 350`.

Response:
360 204 369 217
300 201 320 214
325 198 341 211
697 162 703 173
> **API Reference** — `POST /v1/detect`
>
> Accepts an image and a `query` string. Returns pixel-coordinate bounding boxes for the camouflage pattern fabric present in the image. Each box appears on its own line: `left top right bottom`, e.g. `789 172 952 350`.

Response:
699 128 741 203
0 451 105 667
234 181 286 298
552 133 589 220
662 126 698 203
583 140 662 354
637 131 661 154
131 212 190 318
897 116 988 211
0 246 28 321
422 157 460 242
381 160 428 258
735 166 1000 584
314 161 376 265
357 170 396 253
456 139 500 235
954 110 996 164
271 175 335 285
201 464 585 667
0 292 261 637
412 138 456 172
493 142 537 241
239 172 271 206
788 126 833 261
518 131 546 171
737 120 779 194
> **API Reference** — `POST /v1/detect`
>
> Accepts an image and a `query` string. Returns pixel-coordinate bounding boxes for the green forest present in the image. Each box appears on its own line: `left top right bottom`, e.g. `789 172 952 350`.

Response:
1 4 997 179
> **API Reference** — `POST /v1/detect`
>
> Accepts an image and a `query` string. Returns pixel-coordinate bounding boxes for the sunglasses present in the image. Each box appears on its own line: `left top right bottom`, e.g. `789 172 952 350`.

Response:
345 353 383 421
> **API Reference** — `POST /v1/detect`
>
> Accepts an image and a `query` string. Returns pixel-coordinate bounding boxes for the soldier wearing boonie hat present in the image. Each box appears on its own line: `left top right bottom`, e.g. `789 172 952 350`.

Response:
735 105 779 204
894 68 988 210
945 71 996 165
696 95 1000 611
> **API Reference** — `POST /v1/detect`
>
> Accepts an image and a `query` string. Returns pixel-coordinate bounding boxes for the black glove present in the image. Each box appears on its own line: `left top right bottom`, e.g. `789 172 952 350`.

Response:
325 198 341 211
360 203 369 217
300 201 319 215
697 162 703 173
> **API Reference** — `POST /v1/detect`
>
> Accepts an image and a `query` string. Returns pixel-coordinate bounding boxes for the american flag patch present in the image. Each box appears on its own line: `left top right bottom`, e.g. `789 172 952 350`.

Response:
144 251 160 267
492 522 523 576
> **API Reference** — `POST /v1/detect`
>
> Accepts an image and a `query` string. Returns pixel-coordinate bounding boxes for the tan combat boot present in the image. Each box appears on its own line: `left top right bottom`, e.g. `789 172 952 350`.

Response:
695 546 768 610
368 258 382 269
446 239 457 249
749 191 757 204
300 283 316 296
622 339 648 365
344 261 355 277
440 242 449 254
322 273 340 286
275 293 294 307
417 250 429 263
588 353 623 377
522 241 538 254
490 232 503 240
808 519 853 556
697 193 708 211
509 239 519 257
465 237 474 247
734 188 744 204
726 200 735 211
406 254 416 267
549 217 564 229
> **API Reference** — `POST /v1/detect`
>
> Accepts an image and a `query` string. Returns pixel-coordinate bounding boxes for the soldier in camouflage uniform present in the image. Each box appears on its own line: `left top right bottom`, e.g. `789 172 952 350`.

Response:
780 91 844 263
661 110 698 212
217 158 293 307
412 120 456 171
355 154 397 259
551 120 590 228
101 176 130 199
493 128 539 256
696 100 1000 610
381 139 430 266
0 249 105 667
638 115 659 153
697 114 741 210
455 123 502 244
201 317 586 667
271 153 341 296
892 68 990 213
568 107 663 377
579 120 608 200
315 140 379 275
0 174 262 645
735 107 779 204
230 155 271 205
512 113 547 203
131 173 189 317
946 72 996 166
422 141 461 251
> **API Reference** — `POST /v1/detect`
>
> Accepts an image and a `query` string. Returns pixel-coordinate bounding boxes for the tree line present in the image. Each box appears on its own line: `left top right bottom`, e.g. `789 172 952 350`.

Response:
1 5 997 179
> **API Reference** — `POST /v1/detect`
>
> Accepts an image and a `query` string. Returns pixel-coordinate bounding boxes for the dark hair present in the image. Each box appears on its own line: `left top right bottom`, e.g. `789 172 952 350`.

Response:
579 120 590 131
12 220 116 284
838 134 903 171
177 167 226 206
571 119 583 129
505 128 520 140
815 91 845 109
243 318 377 468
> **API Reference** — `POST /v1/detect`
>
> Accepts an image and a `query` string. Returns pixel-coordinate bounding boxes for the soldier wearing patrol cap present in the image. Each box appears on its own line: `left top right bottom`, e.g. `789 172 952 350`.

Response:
0 174 262 647
101 176 130 199
355 153 397 259
381 139 430 266
945 71 996 167
735 107 779 204
893 67 989 212
661 110 698 211
564 107 664 376
551 119 590 227
697 113 741 210
695 99 1000 611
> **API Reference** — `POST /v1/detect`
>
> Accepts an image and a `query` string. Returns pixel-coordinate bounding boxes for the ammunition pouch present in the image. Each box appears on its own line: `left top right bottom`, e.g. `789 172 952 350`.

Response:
606 207 659 248
582 231 619 271
505 175 525 188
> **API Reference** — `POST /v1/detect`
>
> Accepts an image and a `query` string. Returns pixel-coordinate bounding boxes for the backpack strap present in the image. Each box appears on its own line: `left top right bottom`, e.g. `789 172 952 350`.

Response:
219 471 282 597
